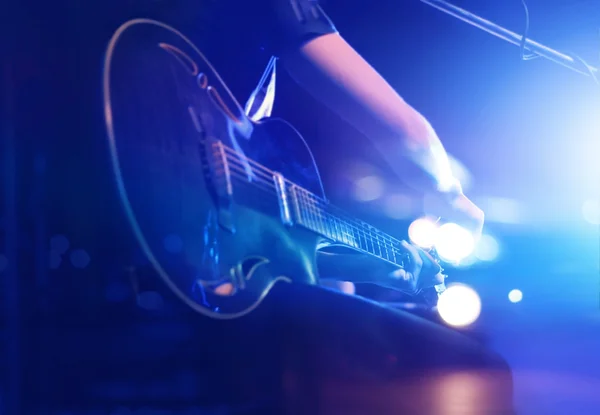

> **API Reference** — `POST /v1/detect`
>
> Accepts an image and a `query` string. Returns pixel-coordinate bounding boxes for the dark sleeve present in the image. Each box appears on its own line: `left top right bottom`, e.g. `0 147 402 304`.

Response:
265 0 338 55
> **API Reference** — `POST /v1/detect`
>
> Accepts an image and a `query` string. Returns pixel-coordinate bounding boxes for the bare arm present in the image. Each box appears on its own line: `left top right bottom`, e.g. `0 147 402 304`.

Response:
281 33 460 196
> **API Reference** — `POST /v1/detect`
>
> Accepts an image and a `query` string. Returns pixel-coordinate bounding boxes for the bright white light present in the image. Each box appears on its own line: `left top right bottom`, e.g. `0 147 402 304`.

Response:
477 197 524 224
582 199 600 225
454 254 478 268
508 289 523 303
353 175 384 202
408 217 439 249
437 284 482 327
435 223 475 262
474 234 500 262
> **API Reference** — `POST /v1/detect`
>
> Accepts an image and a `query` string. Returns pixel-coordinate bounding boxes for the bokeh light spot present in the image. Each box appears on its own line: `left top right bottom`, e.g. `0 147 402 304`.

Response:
353 175 384 202
435 223 475 262
437 284 482 327
408 217 439 249
70 249 91 269
508 289 523 303
50 234 70 255
48 250 63 270
474 234 500 262
383 194 416 219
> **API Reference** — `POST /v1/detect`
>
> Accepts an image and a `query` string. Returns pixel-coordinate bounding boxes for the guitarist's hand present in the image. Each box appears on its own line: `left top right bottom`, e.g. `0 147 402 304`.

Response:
390 241 444 295
317 243 444 296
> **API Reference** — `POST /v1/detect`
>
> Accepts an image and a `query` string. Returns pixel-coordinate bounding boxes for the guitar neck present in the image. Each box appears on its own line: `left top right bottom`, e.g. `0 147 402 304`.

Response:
211 139 407 268
290 186 406 267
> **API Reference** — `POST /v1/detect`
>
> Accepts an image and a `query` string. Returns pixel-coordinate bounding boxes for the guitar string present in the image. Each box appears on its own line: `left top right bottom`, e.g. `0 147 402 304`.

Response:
215 150 407 257
216 148 404 248
219 166 397 250
223 171 408 266
216 144 407 251
213 157 408 263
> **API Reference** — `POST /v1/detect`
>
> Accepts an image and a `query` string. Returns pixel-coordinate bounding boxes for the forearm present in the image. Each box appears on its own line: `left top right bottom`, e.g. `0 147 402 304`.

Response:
282 33 459 195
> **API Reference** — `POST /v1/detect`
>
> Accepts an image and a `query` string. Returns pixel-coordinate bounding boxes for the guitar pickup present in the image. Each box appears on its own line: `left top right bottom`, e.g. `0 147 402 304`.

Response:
273 172 293 226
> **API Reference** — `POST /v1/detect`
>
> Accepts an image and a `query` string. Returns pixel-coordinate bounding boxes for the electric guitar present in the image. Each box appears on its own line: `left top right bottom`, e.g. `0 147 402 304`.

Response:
103 19 446 319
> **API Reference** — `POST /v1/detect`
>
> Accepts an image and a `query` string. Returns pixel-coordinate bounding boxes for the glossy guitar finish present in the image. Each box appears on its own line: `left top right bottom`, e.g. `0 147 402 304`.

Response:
103 19 440 319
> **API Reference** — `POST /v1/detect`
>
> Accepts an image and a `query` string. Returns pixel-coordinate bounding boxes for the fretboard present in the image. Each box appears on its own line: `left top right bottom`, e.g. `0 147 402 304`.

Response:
291 186 406 267
211 139 408 268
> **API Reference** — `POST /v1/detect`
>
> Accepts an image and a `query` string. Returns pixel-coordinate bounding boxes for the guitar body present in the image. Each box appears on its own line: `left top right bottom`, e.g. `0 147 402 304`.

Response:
104 19 326 318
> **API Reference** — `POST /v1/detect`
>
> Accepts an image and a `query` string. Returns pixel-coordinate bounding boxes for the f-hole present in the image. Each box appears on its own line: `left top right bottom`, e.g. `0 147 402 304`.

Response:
197 72 241 125
207 86 242 125
158 43 198 76
197 73 208 89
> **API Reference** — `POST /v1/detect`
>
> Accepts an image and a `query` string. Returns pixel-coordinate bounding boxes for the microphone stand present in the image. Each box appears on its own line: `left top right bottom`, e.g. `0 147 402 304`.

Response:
419 0 598 79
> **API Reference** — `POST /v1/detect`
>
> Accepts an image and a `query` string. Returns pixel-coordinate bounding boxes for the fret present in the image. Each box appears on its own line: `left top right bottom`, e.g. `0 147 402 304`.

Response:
346 223 358 248
290 186 302 226
349 226 357 249
317 200 326 238
331 218 339 242
385 238 393 262
347 223 358 248
378 232 390 261
327 216 334 241
302 191 313 230
300 191 310 228
351 225 358 249
324 212 334 241
311 196 323 235
358 227 366 251
382 236 391 262
306 192 318 233
368 226 378 257
313 199 323 234
314 200 325 235
335 218 343 242
290 184 404 265
340 221 350 245
313 199 325 236
380 234 387 259
365 225 371 254
337 219 345 243
362 223 372 254
371 228 378 256
376 231 383 258
301 191 312 230
360 226 368 252
329 217 336 242
338 223 348 244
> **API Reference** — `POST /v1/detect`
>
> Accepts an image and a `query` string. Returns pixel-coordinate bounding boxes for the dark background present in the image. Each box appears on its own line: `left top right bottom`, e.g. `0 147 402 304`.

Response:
2 0 600 413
